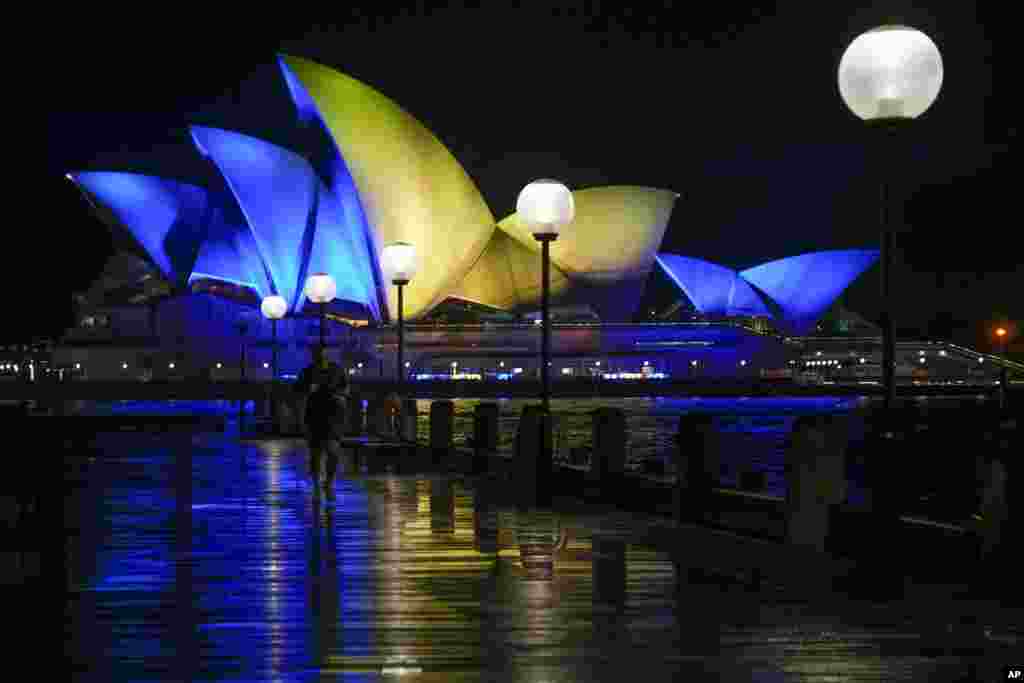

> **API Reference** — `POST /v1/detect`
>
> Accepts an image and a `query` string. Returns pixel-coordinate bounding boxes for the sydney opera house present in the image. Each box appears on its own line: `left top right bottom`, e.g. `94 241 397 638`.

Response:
56 55 891 381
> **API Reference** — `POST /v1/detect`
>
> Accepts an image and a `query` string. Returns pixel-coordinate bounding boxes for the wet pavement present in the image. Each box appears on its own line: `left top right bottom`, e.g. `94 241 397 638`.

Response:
65 431 1019 681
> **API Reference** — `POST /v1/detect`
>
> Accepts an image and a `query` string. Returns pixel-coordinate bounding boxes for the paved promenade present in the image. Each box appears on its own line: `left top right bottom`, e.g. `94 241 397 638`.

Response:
65 430 1019 681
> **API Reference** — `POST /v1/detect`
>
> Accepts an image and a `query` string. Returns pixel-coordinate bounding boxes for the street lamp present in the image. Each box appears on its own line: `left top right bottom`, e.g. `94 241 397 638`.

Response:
839 25 943 411
517 179 574 413
304 273 337 354
382 242 417 385
261 294 287 430
261 295 287 378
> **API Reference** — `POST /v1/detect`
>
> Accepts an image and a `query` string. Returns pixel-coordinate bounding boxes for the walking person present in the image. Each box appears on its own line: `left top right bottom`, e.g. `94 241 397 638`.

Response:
296 348 348 499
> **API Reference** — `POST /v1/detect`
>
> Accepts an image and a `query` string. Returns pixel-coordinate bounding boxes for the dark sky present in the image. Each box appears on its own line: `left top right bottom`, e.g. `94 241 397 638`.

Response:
37 2 1019 349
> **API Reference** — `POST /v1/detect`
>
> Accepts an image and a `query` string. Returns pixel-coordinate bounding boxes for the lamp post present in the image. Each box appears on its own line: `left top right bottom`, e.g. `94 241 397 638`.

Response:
304 273 337 355
382 242 417 386
995 326 1009 410
517 179 574 413
839 25 943 411
261 295 287 428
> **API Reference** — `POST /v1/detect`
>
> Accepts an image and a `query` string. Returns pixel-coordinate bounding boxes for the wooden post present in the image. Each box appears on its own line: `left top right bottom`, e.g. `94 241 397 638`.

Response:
429 400 454 464
399 398 418 443
515 404 552 508
345 393 365 436
587 407 626 502
784 415 847 553
368 397 391 435
473 402 499 475
673 414 716 524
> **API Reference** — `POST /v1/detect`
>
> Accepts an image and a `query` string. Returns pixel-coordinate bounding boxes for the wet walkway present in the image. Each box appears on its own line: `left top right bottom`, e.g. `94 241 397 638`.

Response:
65 431 1019 681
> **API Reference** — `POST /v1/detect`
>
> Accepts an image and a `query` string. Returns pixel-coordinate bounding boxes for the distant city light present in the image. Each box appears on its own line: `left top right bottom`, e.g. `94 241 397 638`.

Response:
561 367 572 375
216 362 223 369
642 361 649 366
691 360 698 367
122 363 128 369
499 361 505 367
75 363 81 369
405 361 411 367
740 360 747 366
169 363 175 369
513 368 523 374
919 350 925 356
979 357 984 363
816 351 822 356
919 357 926 364
595 361 601 366
451 362 457 367
263 362 269 368
358 362 364 368
859 358 866 364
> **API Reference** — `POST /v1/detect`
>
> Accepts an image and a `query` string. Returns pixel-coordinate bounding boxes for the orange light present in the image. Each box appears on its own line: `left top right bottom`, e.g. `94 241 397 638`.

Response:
995 327 1007 338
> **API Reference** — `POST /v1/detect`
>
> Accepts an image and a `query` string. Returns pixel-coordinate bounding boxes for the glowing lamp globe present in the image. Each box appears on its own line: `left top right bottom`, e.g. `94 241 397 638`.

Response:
260 295 287 320
517 179 574 237
838 25 943 121
304 273 337 304
381 242 418 284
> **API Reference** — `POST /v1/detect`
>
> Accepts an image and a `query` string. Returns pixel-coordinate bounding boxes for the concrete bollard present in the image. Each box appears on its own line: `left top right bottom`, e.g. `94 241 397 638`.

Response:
784 415 847 553
514 405 553 508
430 400 454 463
399 399 418 443
672 414 716 524
345 394 365 436
472 403 499 475
587 407 627 501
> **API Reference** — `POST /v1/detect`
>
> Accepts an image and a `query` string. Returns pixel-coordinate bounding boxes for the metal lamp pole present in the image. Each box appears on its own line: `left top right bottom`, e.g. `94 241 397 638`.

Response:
536 234 556 413
395 279 407 384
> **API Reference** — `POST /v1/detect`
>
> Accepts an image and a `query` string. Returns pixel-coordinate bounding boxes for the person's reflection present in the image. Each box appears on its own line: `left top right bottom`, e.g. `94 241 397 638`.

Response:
308 499 340 676
430 478 454 536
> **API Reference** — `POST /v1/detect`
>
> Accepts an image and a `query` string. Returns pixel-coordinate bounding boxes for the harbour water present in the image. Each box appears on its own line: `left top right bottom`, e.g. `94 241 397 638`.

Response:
71 394 1001 526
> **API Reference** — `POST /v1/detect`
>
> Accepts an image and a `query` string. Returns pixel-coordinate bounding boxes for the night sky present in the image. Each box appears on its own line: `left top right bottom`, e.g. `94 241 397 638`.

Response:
38 2 1019 350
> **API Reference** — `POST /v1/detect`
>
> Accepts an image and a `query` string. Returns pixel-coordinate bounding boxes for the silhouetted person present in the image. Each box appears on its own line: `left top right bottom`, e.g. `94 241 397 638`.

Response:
296 349 348 498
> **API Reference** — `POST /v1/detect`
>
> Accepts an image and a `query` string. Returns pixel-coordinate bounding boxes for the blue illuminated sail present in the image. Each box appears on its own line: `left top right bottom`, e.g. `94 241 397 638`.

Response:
190 126 378 316
69 172 209 289
739 250 879 334
656 254 770 317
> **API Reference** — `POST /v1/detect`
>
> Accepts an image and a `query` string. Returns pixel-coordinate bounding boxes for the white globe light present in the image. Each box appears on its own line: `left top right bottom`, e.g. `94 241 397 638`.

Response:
516 179 574 237
304 273 337 304
381 242 418 284
838 25 943 121
260 295 287 320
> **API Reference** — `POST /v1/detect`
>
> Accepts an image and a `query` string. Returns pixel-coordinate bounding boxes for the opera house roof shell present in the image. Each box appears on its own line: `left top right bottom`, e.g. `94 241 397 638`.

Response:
67 56 874 332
